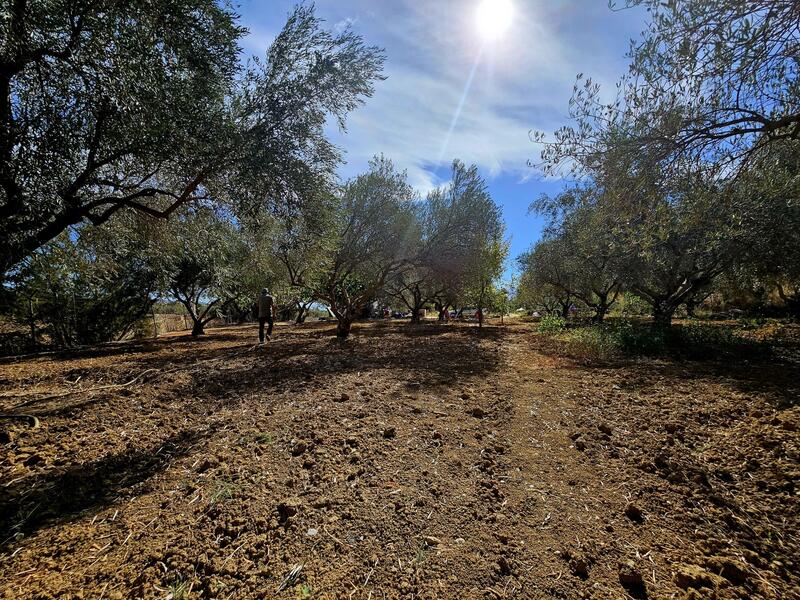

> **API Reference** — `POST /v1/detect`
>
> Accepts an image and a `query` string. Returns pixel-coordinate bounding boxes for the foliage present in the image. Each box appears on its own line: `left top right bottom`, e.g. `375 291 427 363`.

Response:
0 3 385 278
522 185 624 322
538 315 566 334
384 160 505 321
305 156 417 337
528 0 800 329
557 320 766 361
5 215 159 348
0 0 243 276
158 207 265 336
537 1 800 177
526 151 755 326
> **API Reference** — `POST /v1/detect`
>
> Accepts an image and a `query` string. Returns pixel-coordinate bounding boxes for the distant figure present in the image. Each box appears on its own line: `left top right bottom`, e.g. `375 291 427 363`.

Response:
257 288 276 344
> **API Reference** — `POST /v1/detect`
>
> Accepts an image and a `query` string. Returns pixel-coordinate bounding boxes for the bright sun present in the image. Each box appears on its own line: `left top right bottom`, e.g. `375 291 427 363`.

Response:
476 0 514 42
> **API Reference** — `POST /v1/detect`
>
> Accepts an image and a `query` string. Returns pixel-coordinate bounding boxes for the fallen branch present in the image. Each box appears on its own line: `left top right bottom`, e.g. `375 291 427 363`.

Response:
8 369 160 410
0 414 40 428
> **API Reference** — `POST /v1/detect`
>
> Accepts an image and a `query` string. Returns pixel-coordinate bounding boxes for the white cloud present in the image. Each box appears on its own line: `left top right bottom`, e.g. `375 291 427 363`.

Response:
320 0 644 193
241 0 647 194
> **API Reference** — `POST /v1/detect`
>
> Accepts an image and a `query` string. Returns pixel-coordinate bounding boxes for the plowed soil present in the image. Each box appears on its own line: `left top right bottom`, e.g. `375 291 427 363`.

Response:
0 321 797 599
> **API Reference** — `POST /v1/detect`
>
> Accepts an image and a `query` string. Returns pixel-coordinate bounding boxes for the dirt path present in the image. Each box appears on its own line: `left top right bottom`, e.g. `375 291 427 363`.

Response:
0 322 797 599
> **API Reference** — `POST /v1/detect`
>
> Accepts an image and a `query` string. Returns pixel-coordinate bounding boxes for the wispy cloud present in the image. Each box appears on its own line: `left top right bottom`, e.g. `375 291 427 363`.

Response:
239 0 647 193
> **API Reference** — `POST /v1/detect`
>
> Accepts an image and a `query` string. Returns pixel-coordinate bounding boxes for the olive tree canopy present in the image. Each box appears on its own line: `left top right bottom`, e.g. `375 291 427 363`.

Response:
0 2 385 278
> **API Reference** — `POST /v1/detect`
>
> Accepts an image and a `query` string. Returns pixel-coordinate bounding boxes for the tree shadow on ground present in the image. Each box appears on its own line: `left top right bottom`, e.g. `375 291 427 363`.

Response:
171 322 506 410
0 322 505 547
530 329 799 409
621 360 800 410
0 427 214 547
0 322 506 424
0 329 253 367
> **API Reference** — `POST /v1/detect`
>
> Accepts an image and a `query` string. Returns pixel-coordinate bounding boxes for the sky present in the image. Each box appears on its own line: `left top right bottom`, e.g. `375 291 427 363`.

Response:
237 0 649 280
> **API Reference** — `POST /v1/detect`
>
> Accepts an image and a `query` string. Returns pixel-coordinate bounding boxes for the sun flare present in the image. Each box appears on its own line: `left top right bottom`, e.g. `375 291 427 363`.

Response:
476 0 514 42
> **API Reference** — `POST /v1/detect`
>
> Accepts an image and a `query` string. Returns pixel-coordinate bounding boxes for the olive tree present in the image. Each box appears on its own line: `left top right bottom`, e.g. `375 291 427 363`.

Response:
529 184 624 322
613 170 748 326
537 1 799 177
159 208 247 336
517 240 576 320
384 161 503 323
5 214 161 347
0 3 385 278
305 156 417 338
735 141 800 316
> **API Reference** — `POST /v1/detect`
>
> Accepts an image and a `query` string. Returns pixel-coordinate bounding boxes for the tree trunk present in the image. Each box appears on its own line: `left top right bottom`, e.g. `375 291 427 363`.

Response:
27 298 36 347
776 284 800 319
685 298 698 318
336 318 352 338
561 303 570 319
593 304 608 323
191 319 205 336
409 287 423 324
436 303 450 322
151 305 158 338
295 303 307 324
652 301 677 328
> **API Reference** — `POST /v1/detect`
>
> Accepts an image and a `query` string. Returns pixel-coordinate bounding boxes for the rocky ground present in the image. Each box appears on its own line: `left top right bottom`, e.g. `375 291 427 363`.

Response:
0 320 797 599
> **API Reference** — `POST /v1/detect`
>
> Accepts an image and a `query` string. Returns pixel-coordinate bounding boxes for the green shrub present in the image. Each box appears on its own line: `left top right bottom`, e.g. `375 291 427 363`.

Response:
612 320 668 355
737 316 767 329
556 320 766 361
669 322 763 358
538 315 566 334
560 326 619 361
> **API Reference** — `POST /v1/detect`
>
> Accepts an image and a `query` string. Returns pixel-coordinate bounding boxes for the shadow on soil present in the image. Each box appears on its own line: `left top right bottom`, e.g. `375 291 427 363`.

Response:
0 322 504 546
23 322 508 419
0 427 214 547
532 330 800 410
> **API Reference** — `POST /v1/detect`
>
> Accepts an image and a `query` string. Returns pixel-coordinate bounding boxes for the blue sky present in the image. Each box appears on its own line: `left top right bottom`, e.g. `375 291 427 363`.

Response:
237 1 648 279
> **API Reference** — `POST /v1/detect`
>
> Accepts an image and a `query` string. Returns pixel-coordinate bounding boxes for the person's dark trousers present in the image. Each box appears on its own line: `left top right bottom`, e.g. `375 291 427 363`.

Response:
259 316 274 342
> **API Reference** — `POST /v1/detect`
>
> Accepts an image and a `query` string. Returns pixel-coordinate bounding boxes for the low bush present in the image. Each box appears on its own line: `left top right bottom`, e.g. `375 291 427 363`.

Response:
556 320 766 361
538 315 566 334
558 326 619 361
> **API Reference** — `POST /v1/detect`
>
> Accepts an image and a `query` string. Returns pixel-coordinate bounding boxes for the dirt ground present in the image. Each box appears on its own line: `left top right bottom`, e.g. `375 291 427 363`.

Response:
0 320 797 599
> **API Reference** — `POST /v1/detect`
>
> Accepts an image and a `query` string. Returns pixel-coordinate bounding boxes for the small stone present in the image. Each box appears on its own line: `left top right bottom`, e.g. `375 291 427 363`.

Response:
23 453 44 467
306 528 318 537
618 560 643 586
423 535 441 546
570 557 590 578
497 556 512 575
311 497 332 509
704 556 748 584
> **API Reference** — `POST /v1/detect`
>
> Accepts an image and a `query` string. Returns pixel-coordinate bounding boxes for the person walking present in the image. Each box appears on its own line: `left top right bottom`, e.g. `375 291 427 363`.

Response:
257 288 276 344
